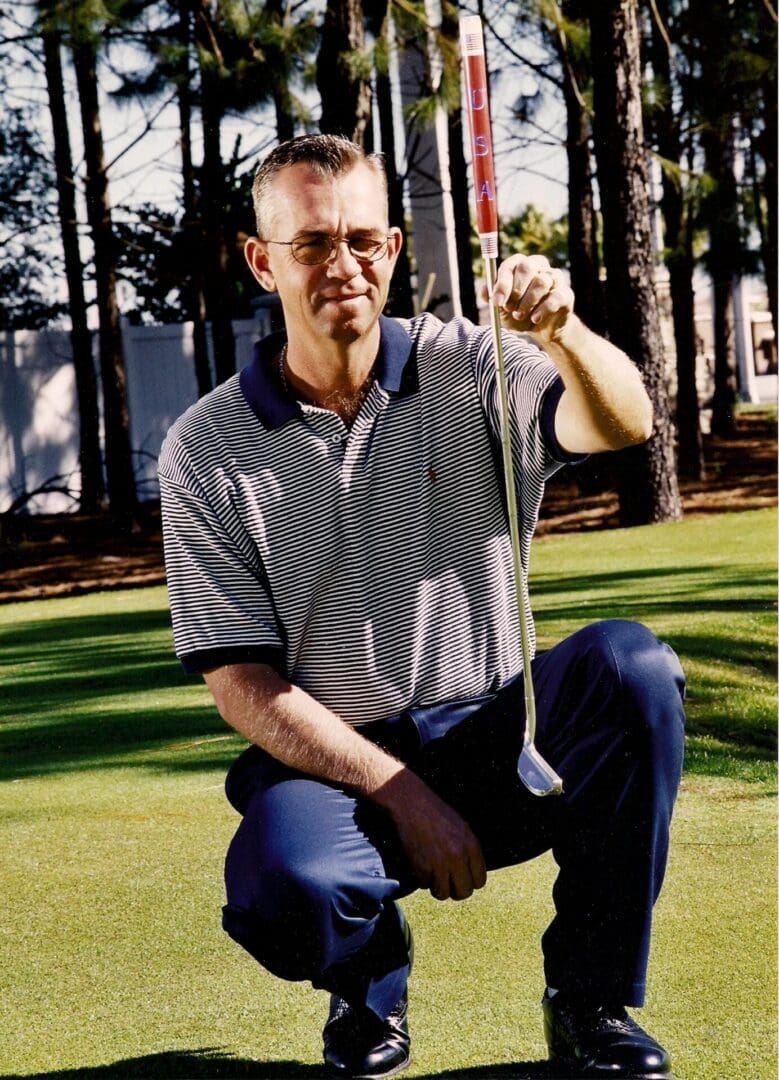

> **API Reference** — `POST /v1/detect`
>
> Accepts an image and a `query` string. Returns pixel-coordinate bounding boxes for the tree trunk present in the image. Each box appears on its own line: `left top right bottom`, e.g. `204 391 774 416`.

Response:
689 0 740 436
557 0 603 335
441 0 478 322
668 221 702 479
72 35 137 521
756 76 777 346
177 0 211 398
40 15 104 512
447 107 478 322
703 125 739 435
589 0 681 526
266 0 296 142
374 12 414 316
316 0 372 145
195 0 236 385
648 0 703 480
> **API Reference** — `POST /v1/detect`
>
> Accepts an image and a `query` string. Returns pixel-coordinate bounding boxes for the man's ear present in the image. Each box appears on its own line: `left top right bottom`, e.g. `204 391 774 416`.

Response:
244 236 276 292
386 226 403 267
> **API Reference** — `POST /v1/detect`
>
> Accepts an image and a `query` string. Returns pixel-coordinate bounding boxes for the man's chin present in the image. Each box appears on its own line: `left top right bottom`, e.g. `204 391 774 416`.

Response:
321 309 377 341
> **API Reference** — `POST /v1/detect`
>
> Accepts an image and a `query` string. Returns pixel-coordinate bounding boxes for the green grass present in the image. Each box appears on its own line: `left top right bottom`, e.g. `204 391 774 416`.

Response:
530 508 777 787
0 507 775 1079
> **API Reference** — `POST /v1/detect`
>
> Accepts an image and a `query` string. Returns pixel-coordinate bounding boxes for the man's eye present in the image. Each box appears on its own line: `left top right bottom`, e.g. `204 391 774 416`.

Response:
349 236 381 255
293 235 331 258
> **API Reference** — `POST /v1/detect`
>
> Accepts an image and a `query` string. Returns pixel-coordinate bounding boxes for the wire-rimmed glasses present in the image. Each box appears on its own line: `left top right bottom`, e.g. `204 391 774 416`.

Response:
264 232 392 266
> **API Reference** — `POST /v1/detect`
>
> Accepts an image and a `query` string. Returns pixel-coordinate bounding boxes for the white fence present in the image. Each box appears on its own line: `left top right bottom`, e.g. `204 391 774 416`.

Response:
1 294 775 516
0 315 272 515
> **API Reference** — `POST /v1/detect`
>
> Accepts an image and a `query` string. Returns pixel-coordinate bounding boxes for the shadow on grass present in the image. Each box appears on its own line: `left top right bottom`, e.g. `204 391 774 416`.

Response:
534 564 776 636
418 1067 554 1078
2 557 776 783
0 1050 557 1079
0 607 241 782
0 1050 318 1078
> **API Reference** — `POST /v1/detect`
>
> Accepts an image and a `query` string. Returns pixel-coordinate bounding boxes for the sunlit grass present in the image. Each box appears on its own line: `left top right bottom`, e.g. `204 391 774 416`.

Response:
0 507 775 1078
531 508 777 788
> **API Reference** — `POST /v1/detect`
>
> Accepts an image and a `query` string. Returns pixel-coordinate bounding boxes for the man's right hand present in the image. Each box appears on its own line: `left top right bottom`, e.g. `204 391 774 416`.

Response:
204 663 487 901
374 768 488 901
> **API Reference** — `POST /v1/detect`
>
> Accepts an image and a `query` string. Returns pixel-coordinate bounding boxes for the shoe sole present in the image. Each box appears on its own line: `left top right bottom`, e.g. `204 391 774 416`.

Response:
548 1053 673 1080
324 1054 411 1080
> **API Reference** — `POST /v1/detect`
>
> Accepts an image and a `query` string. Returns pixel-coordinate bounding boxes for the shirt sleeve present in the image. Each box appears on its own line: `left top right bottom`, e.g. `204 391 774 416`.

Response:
470 325 584 551
471 325 579 469
158 433 285 675
539 374 589 466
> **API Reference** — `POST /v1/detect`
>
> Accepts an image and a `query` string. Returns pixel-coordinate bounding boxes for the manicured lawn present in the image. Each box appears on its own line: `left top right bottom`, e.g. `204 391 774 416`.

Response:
0 508 775 1079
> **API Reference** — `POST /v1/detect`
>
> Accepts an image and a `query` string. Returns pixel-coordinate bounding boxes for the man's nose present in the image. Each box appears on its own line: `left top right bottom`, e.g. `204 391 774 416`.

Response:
325 238 361 276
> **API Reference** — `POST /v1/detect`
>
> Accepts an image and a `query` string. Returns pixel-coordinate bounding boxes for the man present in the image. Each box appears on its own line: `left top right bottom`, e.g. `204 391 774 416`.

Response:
159 134 685 1079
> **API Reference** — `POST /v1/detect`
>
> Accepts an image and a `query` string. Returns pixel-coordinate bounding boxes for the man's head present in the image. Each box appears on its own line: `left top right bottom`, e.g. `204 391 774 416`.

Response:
244 135 402 349
251 134 389 238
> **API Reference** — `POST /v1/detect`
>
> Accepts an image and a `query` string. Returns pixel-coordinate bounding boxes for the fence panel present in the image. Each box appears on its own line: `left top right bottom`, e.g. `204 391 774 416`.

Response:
0 317 270 514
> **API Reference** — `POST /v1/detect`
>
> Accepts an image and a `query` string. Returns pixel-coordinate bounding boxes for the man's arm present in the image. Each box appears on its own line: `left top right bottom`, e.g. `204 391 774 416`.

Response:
205 663 487 902
491 253 653 455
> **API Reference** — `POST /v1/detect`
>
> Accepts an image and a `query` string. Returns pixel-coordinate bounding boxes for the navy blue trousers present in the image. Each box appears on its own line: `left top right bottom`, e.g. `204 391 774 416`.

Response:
222 620 685 1021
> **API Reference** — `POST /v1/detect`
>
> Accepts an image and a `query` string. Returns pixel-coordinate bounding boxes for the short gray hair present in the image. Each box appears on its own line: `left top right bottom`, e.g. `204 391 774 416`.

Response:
251 134 389 236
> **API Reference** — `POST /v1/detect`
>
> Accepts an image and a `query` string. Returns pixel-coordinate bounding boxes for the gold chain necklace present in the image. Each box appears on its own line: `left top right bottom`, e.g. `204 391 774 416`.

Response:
277 344 375 424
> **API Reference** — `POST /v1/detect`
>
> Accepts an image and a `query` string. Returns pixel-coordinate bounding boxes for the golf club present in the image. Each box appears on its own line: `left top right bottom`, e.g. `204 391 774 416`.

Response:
460 15 563 797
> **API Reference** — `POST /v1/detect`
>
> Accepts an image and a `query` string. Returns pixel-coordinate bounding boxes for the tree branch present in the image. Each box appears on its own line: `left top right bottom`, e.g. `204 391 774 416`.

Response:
647 0 673 56
486 14 563 92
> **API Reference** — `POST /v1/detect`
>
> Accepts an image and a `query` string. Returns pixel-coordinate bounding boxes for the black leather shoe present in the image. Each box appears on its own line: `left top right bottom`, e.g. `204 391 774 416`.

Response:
543 991 673 1078
323 992 410 1078
323 909 413 1078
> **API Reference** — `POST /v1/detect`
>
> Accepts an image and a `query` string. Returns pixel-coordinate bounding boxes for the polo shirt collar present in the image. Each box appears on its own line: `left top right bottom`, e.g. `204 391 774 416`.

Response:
239 315 418 429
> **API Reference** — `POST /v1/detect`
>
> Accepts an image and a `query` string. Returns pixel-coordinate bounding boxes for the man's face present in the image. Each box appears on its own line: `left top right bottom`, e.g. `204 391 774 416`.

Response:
245 162 402 347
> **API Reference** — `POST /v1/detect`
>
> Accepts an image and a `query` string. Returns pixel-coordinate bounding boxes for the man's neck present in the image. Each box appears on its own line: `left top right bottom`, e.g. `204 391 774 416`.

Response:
285 324 381 399
283 324 381 426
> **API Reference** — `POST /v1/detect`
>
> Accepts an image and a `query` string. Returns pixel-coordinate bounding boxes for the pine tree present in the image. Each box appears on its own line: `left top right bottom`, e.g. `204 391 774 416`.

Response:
589 0 682 525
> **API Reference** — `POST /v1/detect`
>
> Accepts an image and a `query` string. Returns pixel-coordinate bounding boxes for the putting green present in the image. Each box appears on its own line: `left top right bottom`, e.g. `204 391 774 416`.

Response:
0 507 775 1077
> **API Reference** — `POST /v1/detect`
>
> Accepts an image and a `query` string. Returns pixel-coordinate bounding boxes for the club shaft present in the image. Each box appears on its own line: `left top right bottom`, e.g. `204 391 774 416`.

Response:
483 258 538 745
461 14 537 745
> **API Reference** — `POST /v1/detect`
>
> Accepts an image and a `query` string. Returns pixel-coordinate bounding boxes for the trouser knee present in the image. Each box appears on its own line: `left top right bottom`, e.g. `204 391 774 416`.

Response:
536 620 686 803
597 618 684 712
222 780 401 989
570 619 686 738
223 847 337 982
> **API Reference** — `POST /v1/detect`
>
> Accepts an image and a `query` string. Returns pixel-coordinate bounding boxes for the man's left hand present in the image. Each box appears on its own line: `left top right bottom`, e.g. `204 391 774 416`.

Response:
490 254 575 342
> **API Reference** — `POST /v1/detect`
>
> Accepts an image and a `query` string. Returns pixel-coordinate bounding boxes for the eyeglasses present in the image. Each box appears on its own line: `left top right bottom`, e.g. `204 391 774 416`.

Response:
264 232 391 266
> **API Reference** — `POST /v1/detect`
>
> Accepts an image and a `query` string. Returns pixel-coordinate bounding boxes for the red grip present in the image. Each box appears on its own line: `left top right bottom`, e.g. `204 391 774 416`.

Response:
461 30 498 238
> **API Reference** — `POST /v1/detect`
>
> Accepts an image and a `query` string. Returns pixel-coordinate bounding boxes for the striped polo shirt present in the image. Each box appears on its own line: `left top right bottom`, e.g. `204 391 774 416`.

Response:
159 312 576 727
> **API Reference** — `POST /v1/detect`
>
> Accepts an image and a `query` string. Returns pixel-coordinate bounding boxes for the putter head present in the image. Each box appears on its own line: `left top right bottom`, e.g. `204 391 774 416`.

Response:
518 743 563 797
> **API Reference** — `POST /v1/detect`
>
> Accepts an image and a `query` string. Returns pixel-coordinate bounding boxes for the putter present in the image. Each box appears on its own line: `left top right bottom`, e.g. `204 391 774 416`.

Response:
460 16 563 797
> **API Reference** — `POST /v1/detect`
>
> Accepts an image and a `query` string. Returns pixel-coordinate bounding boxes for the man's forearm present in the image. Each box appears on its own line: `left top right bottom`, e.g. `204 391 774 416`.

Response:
204 662 407 799
531 313 653 454
490 253 653 455
203 662 488 900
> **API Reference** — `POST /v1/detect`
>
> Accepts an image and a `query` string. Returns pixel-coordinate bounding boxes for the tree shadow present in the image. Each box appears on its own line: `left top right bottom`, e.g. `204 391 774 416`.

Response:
0 607 241 782
0 1050 560 1080
418 1065 555 1079
0 1050 316 1079
533 563 775 626
3 559 776 783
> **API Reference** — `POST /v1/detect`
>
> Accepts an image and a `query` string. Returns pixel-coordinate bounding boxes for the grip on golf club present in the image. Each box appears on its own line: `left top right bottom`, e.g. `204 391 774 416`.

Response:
460 16 498 258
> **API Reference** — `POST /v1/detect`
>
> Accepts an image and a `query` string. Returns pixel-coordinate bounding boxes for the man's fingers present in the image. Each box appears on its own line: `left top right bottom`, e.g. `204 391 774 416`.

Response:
489 255 574 336
505 271 556 323
387 777 487 903
491 253 550 309
435 831 487 902
469 844 488 891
